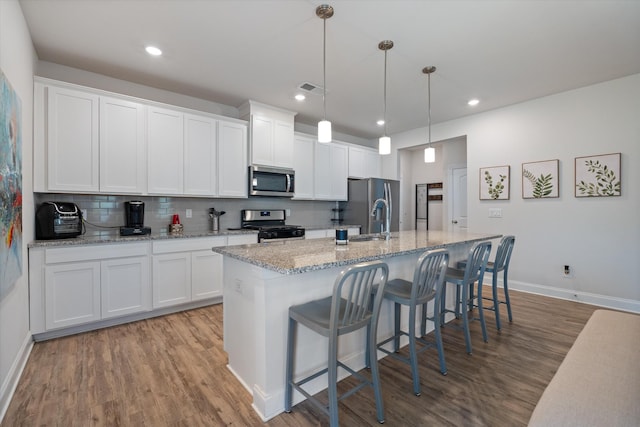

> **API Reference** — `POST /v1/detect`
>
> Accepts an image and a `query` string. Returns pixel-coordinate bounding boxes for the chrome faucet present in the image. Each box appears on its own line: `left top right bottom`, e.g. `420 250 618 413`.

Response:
370 182 392 241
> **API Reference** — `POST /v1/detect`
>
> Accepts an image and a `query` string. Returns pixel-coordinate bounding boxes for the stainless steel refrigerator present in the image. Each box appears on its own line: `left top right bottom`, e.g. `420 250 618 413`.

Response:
344 178 400 234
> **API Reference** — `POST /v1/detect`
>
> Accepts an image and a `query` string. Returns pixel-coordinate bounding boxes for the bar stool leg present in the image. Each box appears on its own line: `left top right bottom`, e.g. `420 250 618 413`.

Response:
284 317 296 413
477 280 488 343
461 282 473 354
327 336 339 427
503 269 513 322
407 305 421 396
492 271 502 331
369 331 385 423
393 302 401 352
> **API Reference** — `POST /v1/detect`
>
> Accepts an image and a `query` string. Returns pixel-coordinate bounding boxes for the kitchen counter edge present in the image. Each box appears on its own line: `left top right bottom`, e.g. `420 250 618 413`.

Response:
28 229 259 248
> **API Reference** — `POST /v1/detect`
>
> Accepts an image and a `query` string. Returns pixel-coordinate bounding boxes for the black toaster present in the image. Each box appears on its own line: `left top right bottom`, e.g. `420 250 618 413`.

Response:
35 202 83 239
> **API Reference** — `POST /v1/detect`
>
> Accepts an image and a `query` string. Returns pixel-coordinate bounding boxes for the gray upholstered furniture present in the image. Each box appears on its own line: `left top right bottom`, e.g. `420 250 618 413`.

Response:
528 309 640 427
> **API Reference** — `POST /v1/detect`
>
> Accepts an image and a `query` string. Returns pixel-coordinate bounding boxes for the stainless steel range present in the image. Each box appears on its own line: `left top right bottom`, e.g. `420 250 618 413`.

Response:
241 209 305 243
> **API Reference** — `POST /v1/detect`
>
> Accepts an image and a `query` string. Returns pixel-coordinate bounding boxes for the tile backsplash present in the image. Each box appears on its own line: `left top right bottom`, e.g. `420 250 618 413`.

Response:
34 193 343 237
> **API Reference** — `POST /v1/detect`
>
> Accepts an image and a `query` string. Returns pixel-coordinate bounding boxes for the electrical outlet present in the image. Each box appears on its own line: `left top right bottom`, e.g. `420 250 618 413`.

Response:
186 209 192 218
489 208 502 218
563 264 573 278
286 209 291 217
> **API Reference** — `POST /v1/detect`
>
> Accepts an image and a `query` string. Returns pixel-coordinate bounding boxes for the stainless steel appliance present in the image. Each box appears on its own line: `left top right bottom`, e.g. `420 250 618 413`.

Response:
35 202 83 239
240 209 305 242
120 201 151 236
344 178 400 234
249 165 295 197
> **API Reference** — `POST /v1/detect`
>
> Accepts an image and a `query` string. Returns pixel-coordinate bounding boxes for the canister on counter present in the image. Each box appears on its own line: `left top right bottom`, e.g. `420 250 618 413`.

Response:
335 228 348 245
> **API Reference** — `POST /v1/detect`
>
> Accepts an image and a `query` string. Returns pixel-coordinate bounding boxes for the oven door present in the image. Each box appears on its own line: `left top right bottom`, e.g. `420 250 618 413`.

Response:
249 165 295 197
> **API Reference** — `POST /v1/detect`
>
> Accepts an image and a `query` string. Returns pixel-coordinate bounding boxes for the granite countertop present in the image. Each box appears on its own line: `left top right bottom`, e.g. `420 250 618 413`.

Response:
28 228 259 248
213 229 501 275
303 224 361 230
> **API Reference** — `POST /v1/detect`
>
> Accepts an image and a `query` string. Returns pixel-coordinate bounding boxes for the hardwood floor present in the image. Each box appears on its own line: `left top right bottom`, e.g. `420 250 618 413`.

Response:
2 290 597 427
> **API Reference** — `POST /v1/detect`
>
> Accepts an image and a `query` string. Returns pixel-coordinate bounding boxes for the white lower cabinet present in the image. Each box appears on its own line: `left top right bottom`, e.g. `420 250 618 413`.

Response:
29 235 258 337
151 236 244 309
31 242 151 333
101 256 151 319
44 261 102 330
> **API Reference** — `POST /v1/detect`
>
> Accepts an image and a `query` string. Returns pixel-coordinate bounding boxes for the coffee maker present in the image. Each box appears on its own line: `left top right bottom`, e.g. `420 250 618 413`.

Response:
120 201 151 236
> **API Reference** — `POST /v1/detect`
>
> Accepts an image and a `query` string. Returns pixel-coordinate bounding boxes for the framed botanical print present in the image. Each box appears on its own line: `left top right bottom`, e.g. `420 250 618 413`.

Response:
575 153 621 197
479 165 510 200
522 159 559 199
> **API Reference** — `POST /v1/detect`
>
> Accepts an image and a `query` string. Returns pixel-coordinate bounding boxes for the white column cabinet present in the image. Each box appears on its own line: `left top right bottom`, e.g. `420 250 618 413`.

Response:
46 86 100 192
99 96 146 194
348 145 381 179
147 106 184 195
292 134 315 200
314 143 348 201
218 120 248 198
184 113 218 196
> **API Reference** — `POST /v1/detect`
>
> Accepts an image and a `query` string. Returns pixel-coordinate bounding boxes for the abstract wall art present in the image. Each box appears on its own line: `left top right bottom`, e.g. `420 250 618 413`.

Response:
0 69 23 297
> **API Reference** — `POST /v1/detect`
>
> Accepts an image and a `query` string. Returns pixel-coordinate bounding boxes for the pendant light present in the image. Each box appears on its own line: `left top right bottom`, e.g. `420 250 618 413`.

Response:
423 66 436 163
378 40 393 155
317 4 333 143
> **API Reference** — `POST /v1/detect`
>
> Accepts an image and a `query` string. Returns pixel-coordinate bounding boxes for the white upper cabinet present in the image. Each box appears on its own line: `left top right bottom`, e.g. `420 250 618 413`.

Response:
348 145 381 179
46 85 100 192
218 120 248 198
184 113 218 196
99 96 146 194
314 142 348 201
292 134 315 200
34 78 248 198
147 106 185 195
240 100 296 169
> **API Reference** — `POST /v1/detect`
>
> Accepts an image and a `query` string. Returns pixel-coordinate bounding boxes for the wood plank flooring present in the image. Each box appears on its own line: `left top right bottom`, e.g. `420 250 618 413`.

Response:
2 290 597 427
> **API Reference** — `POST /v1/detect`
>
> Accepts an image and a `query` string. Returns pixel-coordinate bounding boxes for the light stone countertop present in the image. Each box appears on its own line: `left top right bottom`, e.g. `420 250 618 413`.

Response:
28 228 259 248
213 229 501 275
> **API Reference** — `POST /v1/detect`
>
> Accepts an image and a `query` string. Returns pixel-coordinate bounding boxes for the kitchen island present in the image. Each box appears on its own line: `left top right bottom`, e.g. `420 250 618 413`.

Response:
214 230 501 421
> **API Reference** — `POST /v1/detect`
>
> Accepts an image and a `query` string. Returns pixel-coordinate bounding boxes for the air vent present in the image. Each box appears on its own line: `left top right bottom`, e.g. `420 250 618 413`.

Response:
298 82 326 96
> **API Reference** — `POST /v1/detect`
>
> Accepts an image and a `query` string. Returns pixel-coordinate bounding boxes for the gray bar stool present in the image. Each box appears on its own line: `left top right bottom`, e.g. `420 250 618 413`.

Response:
284 261 389 427
375 249 449 396
441 241 492 354
457 235 515 330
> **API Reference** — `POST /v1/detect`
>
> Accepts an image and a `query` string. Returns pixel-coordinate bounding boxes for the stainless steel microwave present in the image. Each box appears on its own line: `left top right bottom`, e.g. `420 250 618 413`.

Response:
249 165 295 197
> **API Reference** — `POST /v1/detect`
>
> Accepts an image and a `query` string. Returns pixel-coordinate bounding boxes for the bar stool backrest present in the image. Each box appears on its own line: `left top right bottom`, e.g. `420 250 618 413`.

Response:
494 235 515 272
331 261 389 336
412 249 449 304
463 241 492 284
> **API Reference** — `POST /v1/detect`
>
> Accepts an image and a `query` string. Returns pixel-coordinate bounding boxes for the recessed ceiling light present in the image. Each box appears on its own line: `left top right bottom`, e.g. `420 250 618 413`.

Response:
295 94 306 101
145 46 162 56
376 119 385 126
468 98 479 106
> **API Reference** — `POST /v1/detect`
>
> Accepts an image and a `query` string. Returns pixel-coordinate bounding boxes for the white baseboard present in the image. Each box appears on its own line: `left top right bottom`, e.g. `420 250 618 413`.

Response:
0 332 33 423
492 280 640 314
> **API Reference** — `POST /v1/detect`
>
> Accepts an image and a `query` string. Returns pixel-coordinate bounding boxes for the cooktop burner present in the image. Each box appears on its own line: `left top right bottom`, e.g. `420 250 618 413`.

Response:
240 209 305 241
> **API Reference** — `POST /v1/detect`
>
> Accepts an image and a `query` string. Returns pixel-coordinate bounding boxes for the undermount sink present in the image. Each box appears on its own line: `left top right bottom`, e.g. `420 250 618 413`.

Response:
350 234 385 242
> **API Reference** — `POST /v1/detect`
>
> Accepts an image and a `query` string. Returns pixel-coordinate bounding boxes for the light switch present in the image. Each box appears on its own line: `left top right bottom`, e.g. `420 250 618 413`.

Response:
186 209 192 218
489 208 502 218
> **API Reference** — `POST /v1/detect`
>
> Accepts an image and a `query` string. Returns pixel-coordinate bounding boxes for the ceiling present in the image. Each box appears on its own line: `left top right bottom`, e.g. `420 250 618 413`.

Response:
19 0 640 141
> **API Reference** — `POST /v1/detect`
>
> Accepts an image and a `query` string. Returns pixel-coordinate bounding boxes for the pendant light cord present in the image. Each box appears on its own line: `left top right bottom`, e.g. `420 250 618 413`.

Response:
427 71 431 146
323 17 327 121
383 49 388 137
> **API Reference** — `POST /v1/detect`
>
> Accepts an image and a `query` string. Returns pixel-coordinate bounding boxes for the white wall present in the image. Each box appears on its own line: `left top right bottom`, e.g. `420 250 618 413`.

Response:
383 74 640 312
0 0 37 420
